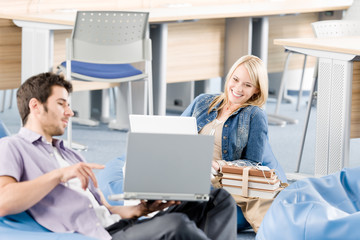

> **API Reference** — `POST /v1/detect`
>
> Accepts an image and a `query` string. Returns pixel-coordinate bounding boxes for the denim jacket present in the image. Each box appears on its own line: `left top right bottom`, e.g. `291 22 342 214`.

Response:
182 94 287 182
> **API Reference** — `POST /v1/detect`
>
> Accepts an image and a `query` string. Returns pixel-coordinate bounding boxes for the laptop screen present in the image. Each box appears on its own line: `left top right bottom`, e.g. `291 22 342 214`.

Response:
129 114 198 135
122 132 214 201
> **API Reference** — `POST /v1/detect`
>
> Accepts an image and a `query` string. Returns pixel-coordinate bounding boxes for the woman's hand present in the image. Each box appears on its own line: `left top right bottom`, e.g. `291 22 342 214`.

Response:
212 160 220 171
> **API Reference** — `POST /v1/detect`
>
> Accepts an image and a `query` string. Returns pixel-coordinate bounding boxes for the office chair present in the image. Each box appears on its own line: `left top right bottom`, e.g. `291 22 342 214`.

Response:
296 19 360 173
58 11 153 147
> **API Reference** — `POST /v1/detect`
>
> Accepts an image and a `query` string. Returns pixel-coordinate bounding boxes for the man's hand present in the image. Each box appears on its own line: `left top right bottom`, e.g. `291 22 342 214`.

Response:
58 162 105 190
138 200 181 217
107 200 181 219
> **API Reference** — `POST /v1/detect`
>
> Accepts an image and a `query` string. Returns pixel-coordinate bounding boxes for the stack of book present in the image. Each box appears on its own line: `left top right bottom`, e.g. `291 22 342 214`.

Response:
221 165 283 199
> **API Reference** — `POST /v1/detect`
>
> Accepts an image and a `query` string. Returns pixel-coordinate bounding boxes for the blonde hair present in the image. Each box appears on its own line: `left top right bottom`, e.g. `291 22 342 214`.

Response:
208 55 268 113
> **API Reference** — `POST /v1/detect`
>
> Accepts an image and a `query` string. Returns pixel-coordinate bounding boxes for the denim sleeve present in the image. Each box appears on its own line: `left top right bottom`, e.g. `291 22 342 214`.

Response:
243 108 268 163
181 101 194 117
181 94 206 117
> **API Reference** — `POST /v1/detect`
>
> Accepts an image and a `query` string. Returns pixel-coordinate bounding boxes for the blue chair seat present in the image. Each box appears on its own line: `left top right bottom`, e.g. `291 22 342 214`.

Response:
60 60 142 79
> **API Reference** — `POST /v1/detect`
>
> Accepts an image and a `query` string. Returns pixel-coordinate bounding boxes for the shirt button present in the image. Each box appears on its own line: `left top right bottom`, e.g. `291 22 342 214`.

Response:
96 222 101 227
50 153 54 157
223 150 228 154
89 204 93 208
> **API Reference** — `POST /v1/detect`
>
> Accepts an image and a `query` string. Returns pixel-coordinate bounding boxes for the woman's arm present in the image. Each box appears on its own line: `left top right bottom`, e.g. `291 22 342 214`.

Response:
243 109 268 164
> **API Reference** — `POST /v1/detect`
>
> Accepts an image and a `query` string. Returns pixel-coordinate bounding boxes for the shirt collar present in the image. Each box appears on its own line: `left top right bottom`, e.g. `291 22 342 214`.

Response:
18 127 65 150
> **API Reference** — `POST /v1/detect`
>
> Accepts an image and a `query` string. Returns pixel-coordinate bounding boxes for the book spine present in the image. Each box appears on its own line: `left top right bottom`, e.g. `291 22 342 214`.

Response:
222 166 274 178
223 185 277 199
221 173 278 183
222 178 280 190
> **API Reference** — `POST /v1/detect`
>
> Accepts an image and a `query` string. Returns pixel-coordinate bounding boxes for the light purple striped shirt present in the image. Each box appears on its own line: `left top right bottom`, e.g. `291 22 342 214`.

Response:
0 128 111 240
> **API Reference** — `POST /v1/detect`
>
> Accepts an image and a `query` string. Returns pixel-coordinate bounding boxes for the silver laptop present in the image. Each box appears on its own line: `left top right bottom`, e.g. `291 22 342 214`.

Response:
129 114 198 135
108 132 214 201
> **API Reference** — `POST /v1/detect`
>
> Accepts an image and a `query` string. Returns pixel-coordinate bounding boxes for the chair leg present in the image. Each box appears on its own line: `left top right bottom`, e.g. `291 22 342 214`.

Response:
147 71 153 116
100 89 111 123
296 75 318 173
267 51 298 126
274 51 292 115
127 82 133 115
296 55 308 111
108 83 131 130
111 87 117 117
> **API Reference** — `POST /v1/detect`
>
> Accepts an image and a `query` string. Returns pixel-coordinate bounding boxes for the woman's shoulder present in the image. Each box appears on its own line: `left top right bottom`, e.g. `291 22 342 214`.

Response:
192 93 219 105
244 105 267 120
194 93 218 101
244 105 264 114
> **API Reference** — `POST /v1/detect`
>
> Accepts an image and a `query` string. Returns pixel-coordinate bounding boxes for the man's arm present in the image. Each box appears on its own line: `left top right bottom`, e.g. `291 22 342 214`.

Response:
98 190 180 219
0 162 104 217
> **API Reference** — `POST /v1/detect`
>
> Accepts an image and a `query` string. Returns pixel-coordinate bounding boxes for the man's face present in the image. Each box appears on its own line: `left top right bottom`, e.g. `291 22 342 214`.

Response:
38 85 74 137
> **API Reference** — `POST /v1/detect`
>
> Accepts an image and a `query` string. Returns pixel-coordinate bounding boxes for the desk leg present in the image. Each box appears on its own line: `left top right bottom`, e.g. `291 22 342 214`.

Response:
20 27 54 82
315 58 352 176
224 17 252 75
151 23 168 116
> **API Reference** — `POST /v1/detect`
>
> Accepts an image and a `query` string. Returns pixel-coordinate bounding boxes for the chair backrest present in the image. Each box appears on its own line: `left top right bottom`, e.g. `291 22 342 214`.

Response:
311 20 360 38
343 0 360 21
0 120 10 138
70 11 150 64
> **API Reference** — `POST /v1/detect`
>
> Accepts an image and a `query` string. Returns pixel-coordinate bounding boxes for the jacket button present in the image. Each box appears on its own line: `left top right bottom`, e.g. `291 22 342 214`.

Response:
223 136 227 140
224 124 228 128
223 150 228 154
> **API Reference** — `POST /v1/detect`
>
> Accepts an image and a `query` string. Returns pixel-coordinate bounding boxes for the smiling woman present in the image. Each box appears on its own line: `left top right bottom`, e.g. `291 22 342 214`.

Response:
181 55 287 232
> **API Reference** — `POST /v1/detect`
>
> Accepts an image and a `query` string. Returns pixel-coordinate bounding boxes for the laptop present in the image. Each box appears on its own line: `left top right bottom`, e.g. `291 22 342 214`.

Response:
108 132 214 201
129 114 198 135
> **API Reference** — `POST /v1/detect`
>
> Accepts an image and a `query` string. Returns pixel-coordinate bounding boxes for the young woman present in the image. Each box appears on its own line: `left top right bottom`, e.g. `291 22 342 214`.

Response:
182 55 287 230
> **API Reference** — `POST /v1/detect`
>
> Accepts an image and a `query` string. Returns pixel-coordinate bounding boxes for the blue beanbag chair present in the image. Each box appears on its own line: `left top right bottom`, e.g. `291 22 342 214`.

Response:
256 167 360 240
0 157 126 239
0 212 96 240
97 156 125 206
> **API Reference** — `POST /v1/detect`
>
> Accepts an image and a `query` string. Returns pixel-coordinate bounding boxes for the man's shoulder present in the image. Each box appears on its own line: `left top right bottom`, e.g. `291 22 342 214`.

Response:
0 134 24 146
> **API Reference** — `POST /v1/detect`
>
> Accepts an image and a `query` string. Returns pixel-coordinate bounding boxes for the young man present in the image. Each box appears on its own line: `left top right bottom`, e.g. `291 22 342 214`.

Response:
0 72 236 240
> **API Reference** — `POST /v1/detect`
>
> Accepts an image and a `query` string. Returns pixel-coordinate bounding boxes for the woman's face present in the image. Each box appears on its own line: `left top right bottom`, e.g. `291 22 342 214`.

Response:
227 64 259 107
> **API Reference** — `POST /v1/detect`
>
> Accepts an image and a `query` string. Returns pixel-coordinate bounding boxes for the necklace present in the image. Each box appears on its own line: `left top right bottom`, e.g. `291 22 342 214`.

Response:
209 119 223 136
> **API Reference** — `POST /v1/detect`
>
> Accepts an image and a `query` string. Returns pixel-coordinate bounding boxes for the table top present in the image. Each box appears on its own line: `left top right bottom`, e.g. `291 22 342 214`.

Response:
0 0 352 25
274 36 360 56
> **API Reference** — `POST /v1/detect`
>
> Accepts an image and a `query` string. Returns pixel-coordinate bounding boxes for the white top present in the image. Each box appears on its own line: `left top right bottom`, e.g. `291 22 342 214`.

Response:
53 146 121 228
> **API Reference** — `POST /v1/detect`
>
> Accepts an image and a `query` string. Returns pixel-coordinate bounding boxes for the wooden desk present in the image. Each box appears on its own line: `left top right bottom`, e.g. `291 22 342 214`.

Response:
274 36 360 176
0 0 352 128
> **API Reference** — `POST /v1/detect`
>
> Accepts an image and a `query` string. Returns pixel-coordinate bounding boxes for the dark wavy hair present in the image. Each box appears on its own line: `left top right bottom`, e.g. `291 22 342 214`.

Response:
17 72 73 125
